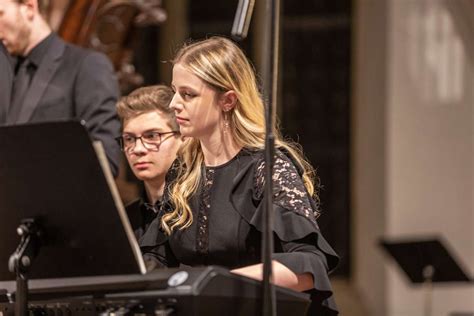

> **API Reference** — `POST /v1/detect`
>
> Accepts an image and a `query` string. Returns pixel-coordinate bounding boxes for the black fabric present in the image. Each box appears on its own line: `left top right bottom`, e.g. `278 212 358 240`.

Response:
142 149 339 315
231 150 339 270
7 58 32 122
125 174 177 268
0 33 121 176
0 43 13 120
25 33 54 69
8 33 54 121
125 189 168 245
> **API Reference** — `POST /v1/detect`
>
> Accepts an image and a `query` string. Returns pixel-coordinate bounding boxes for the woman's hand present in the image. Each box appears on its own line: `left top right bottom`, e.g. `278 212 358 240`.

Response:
231 260 314 292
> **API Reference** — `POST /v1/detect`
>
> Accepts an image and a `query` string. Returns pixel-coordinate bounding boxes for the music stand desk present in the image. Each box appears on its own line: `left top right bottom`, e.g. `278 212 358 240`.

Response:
380 237 471 284
380 237 472 316
0 121 146 314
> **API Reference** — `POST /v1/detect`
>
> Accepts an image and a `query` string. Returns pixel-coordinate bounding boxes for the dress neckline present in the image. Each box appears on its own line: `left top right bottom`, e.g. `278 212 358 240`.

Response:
205 148 244 170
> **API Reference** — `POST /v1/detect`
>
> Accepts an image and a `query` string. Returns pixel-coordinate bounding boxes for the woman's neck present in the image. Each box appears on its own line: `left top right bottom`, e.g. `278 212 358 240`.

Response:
200 129 242 167
144 176 166 205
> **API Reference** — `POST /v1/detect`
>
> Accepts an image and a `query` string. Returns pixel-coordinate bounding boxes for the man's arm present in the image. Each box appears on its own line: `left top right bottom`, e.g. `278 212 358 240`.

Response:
0 43 13 124
74 51 121 177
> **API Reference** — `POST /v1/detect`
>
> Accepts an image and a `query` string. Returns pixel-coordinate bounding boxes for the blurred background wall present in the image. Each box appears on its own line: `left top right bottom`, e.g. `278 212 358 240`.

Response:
354 0 473 315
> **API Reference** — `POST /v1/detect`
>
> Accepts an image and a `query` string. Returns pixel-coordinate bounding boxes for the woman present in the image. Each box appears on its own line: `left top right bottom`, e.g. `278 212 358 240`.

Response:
147 37 339 315
116 85 182 251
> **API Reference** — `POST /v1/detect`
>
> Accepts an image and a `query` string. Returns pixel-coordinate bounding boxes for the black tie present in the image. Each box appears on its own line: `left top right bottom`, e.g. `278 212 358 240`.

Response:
7 58 32 123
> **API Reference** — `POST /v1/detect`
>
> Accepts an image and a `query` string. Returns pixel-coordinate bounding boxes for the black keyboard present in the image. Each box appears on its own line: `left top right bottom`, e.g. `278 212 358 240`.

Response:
0 266 310 315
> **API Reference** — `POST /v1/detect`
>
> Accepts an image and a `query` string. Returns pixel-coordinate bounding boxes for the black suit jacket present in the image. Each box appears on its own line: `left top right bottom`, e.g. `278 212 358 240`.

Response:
0 34 121 176
0 44 13 120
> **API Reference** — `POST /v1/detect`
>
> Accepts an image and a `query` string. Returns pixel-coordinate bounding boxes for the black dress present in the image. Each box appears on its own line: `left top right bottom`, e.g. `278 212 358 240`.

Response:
140 149 339 315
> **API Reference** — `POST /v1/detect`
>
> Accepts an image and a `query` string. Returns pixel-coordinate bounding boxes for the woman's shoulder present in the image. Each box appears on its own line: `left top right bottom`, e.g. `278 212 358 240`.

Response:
231 147 308 198
252 148 306 191
230 147 319 223
237 147 297 172
248 147 301 170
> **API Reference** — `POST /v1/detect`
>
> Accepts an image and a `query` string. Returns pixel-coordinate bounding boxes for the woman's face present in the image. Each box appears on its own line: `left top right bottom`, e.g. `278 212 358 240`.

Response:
123 110 181 183
170 63 223 139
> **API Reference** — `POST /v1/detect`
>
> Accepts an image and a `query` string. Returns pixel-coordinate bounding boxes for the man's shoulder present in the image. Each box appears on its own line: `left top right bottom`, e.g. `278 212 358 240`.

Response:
53 36 111 68
64 43 108 63
55 43 115 85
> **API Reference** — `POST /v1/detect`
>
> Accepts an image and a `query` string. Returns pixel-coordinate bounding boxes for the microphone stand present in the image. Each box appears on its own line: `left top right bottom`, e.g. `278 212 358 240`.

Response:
231 0 255 40
232 1 279 315
261 0 280 315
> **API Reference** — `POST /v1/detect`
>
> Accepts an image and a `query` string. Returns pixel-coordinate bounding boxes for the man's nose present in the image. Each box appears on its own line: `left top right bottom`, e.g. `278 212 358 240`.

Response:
131 138 148 154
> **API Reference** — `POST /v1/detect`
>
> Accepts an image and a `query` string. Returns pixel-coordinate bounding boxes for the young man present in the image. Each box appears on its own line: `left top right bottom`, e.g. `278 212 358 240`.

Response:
0 44 12 117
0 0 121 176
116 85 182 264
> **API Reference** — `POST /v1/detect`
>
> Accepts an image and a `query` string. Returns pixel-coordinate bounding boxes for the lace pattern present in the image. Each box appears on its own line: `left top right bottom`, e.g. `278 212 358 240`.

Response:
254 153 320 226
196 168 214 255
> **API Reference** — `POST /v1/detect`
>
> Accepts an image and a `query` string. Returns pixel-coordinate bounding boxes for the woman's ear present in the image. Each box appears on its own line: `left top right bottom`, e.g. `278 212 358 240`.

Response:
218 90 238 112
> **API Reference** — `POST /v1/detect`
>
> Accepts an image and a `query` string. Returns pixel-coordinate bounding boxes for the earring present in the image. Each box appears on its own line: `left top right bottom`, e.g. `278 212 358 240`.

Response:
223 111 230 133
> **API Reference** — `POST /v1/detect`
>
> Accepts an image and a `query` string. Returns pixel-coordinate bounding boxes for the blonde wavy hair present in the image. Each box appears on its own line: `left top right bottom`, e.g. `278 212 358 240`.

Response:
162 36 318 234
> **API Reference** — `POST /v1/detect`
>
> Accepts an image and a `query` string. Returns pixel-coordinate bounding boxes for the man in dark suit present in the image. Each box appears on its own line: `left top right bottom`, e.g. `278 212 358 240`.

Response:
0 0 121 176
0 44 13 119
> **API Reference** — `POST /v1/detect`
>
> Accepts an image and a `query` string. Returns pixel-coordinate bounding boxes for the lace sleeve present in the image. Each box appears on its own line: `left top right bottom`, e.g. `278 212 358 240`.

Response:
254 152 320 226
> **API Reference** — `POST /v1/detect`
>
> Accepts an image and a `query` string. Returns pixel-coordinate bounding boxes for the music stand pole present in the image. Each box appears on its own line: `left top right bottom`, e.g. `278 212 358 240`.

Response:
423 265 434 316
8 218 42 316
231 1 277 314
261 0 280 315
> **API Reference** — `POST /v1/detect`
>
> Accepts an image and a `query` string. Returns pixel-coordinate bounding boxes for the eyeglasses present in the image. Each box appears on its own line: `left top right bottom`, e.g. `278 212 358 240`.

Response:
116 131 178 152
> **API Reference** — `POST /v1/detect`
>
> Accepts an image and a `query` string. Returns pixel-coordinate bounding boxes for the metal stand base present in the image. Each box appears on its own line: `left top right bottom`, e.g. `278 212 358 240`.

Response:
8 219 42 316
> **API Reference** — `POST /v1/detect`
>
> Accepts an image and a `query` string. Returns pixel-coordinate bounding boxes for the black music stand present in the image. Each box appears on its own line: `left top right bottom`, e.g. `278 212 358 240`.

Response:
380 237 472 316
0 121 146 316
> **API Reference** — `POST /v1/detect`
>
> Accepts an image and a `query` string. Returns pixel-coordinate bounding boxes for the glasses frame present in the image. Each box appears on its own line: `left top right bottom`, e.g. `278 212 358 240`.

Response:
116 131 178 152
